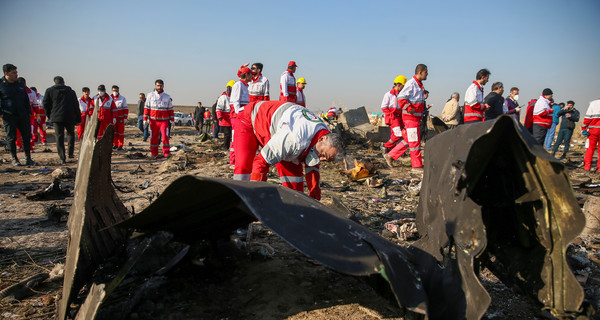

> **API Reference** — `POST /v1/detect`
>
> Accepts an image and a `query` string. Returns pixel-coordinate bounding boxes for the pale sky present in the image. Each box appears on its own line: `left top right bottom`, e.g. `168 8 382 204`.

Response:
1 0 599 118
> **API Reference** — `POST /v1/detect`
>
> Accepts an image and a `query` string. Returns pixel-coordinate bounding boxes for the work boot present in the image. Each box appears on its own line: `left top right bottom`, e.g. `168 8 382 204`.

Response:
25 156 36 166
383 154 394 168
11 154 21 166
559 152 567 160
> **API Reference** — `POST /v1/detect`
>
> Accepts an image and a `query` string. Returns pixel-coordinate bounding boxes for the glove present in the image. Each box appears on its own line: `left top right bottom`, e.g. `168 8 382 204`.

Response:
143 120 149 128
515 107 521 112
582 130 590 137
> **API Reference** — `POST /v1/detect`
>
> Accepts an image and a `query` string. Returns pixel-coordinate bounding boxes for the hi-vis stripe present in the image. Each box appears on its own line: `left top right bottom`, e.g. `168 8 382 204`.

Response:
464 113 483 118
403 111 423 117
280 176 304 183
305 166 319 173
233 174 251 180
251 102 296 135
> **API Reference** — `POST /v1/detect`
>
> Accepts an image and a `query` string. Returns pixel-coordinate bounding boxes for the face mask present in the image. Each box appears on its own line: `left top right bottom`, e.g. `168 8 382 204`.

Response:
112 91 118 96
513 94 519 101
99 91 105 96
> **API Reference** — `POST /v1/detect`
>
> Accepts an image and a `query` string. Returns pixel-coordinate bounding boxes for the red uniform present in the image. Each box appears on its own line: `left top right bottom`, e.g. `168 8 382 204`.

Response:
532 96 553 128
524 99 537 132
95 94 117 141
235 101 330 200
279 69 297 102
380 89 408 160
77 95 94 141
35 92 47 144
583 99 600 171
16 87 37 150
464 81 485 122
144 90 173 157
248 74 270 102
111 93 128 148
398 76 425 168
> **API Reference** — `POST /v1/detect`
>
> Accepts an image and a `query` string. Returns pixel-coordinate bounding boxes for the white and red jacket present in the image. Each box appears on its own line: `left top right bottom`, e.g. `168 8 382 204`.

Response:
532 96 553 128
143 90 173 122
398 76 425 121
583 99 600 134
327 107 338 119
111 93 128 120
79 96 94 116
464 81 485 122
246 102 330 167
381 88 401 125
279 69 297 102
94 94 117 123
296 87 306 107
230 80 249 114
25 87 36 121
216 91 231 126
35 93 45 117
249 74 270 102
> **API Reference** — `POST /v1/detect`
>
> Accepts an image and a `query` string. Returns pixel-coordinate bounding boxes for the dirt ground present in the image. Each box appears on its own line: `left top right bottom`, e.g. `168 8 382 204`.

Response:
0 121 599 319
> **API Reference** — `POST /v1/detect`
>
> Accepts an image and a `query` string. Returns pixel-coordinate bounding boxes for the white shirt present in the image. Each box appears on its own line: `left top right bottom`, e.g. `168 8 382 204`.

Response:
230 81 249 113
248 75 270 99
465 82 484 106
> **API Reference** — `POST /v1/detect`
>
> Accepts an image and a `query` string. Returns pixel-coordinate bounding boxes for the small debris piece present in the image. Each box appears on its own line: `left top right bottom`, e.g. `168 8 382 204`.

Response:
127 152 147 159
25 178 71 200
51 167 75 179
129 165 145 174
365 177 384 188
139 181 151 189
384 218 418 241
346 158 376 181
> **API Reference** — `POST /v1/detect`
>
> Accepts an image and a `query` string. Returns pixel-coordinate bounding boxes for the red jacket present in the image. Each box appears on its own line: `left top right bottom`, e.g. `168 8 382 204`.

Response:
95 95 117 123
398 76 425 122
144 91 173 122
279 69 297 102
524 99 537 130
532 96 553 128
464 81 485 122
583 99 600 135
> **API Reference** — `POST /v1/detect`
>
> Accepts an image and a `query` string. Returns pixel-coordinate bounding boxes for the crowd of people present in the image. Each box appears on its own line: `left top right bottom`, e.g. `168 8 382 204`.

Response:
380 66 600 174
2 62 600 200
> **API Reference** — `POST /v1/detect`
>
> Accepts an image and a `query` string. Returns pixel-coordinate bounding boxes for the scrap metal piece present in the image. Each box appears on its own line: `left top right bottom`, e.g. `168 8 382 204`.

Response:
414 115 586 319
59 110 131 319
116 176 442 316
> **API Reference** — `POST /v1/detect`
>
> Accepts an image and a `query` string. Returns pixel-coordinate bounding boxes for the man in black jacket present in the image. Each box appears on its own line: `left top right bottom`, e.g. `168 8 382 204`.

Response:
43 76 80 164
193 101 205 135
552 100 580 159
0 64 35 166
484 82 505 121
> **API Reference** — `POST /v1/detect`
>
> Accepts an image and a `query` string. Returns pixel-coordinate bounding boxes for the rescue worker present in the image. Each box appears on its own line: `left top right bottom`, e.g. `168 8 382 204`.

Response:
230 65 252 167
532 88 554 145
398 64 428 170
216 80 234 151
94 84 117 141
581 98 600 173
279 61 297 102
249 62 269 102
203 108 212 134
464 69 491 123
0 64 35 166
30 87 46 145
111 85 128 150
296 78 307 107
143 79 173 158
380 75 409 168
235 100 344 200
524 98 537 133
77 87 94 141
327 107 338 120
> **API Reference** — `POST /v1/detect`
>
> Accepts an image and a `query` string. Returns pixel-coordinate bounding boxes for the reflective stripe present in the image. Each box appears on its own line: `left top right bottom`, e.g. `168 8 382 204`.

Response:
403 111 422 117
305 166 319 173
150 144 160 147
280 176 304 183
233 174 251 180
409 147 421 151
251 101 267 128
464 113 484 118
588 125 600 128
586 114 600 118
269 103 296 135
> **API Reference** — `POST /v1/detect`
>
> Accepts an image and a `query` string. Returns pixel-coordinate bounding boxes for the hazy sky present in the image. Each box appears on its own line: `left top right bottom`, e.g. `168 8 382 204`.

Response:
1 0 599 118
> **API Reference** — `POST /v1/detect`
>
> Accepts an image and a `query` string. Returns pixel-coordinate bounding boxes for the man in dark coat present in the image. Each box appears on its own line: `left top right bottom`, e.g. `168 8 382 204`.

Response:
43 76 80 164
552 100 580 159
484 81 505 121
0 64 35 166
193 101 205 135
211 100 219 138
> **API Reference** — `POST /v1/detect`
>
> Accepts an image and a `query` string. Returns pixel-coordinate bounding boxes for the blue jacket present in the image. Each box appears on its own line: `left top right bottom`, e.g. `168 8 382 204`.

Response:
551 104 562 124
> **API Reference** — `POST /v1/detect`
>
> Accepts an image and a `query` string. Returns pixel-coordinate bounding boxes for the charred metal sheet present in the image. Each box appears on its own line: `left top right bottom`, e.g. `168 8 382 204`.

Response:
414 115 586 319
116 176 457 316
59 109 131 320
431 116 449 134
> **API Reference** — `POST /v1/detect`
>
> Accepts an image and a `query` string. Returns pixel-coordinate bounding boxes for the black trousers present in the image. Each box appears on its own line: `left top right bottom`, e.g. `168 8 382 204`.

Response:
532 124 548 146
221 125 232 149
2 113 31 155
54 122 75 161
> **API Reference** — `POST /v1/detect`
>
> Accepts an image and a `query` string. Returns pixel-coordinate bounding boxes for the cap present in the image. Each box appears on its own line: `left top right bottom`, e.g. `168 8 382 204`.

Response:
288 61 298 67
237 66 252 78
98 84 106 91
542 88 553 96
